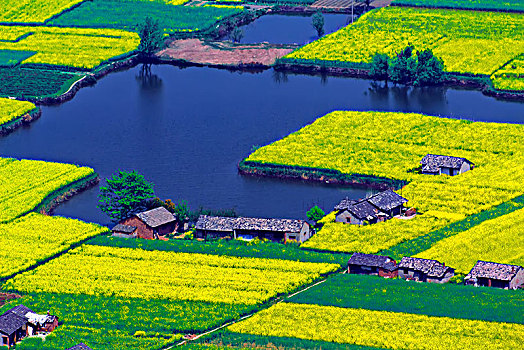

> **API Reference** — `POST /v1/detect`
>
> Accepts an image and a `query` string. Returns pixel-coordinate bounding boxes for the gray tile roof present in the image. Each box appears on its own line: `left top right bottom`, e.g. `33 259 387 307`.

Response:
367 189 408 212
0 305 33 336
399 257 451 277
136 207 176 228
420 154 473 171
195 215 307 233
111 224 137 233
347 200 381 221
334 197 357 211
465 261 523 281
348 252 397 271
66 344 93 350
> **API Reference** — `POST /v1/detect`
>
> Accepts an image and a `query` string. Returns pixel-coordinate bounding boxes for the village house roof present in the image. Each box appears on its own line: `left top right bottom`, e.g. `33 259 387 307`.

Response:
347 200 382 221
367 190 408 212
195 215 307 233
348 252 397 271
25 312 56 327
136 207 176 228
66 344 93 350
0 305 33 336
334 197 357 211
465 261 523 281
420 154 473 173
335 190 407 216
399 257 451 277
111 224 137 233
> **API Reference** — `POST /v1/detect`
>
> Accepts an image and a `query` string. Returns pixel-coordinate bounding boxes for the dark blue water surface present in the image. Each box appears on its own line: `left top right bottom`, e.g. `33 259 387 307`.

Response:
237 13 352 44
1 65 523 226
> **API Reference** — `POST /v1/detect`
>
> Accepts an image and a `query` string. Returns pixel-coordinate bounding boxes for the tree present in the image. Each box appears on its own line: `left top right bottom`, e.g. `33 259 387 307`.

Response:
230 27 244 43
98 170 155 222
312 11 325 37
138 16 165 56
307 205 325 223
369 53 389 82
388 45 416 84
414 49 445 86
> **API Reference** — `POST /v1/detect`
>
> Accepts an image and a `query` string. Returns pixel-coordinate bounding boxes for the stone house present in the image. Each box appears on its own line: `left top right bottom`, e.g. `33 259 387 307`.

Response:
347 252 398 278
66 344 93 350
116 207 178 239
335 190 408 225
464 261 524 289
398 257 455 283
420 154 474 176
0 305 58 348
195 215 313 243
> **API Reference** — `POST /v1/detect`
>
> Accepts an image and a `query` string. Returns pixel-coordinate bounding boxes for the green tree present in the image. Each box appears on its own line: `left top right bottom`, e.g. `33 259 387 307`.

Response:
307 205 325 223
230 27 244 43
388 45 416 84
312 11 325 37
98 170 155 222
369 53 389 82
138 16 165 56
414 49 445 86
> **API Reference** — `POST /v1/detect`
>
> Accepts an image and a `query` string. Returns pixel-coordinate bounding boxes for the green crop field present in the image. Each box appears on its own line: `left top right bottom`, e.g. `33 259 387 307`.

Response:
288 274 524 324
0 68 81 99
244 111 524 254
283 7 524 90
48 0 244 34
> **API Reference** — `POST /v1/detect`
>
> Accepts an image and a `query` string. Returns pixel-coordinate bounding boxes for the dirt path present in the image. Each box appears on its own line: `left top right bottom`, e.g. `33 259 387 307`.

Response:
157 39 298 68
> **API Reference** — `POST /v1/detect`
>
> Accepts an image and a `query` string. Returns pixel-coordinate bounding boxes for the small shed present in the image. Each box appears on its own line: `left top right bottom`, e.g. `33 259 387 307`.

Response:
464 261 524 289
398 257 454 283
347 252 398 278
420 154 474 176
118 207 177 240
66 344 93 350
194 215 313 243
111 224 137 238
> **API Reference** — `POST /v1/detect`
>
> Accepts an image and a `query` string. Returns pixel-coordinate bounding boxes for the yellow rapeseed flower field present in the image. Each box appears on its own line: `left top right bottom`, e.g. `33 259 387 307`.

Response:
0 26 140 69
416 206 524 272
0 97 35 125
0 0 85 23
5 245 339 304
0 213 107 278
229 303 524 350
246 111 524 253
0 157 95 222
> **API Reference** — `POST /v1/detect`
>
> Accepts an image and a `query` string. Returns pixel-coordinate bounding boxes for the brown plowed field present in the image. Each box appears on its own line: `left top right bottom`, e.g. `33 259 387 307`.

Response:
157 39 297 67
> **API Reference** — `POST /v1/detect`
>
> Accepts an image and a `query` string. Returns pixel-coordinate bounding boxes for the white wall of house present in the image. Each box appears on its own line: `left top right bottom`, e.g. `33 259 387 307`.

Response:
510 269 524 289
335 210 363 225
460 162 471 174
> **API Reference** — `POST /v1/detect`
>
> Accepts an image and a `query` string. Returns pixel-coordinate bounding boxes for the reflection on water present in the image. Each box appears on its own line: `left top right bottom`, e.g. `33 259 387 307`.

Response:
0 65 522 225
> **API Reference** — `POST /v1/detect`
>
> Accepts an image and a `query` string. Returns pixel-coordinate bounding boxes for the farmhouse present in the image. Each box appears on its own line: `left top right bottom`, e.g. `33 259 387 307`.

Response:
398 257 455 283
464 261 524 289
335 190 408 225
116 207 177 239
195 215 313 242
347 252 398 278
66 344 93 350
0 305 58 348
420 154 474 176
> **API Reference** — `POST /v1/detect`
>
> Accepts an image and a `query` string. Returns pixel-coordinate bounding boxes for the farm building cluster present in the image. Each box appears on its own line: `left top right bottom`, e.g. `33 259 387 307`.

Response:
348 252 524 290
0 305 58 348
335 189 410 225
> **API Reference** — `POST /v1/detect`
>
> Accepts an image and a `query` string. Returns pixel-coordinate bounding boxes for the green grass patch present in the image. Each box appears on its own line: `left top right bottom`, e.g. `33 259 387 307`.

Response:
192 330 382 350
0 50 35 67
87 235 351 267
392 0 524 12
48 0 244 34
287 274 524 324
0 67 81 99
382 194 524 259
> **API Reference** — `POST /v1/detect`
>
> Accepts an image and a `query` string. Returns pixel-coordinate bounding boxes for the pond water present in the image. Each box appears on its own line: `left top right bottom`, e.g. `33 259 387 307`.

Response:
1 65 523 226
236 13 352 45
